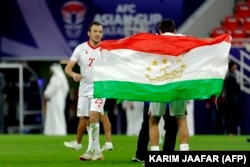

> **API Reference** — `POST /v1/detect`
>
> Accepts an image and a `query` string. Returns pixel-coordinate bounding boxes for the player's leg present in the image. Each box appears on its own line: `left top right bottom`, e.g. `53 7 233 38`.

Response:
149 102 166 151
176 116 189 150
170 100 189 151
64 97 89 150
80 98 105 161
149 116 161 150
76 117 88 144
100 113 113 151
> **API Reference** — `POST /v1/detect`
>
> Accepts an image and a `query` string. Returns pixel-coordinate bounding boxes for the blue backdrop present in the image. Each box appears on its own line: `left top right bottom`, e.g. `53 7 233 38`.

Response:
1 0 205 60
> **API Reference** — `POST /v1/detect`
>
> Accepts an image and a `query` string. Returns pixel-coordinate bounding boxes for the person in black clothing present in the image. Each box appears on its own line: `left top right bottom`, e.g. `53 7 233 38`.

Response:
162 105 178 152
131 102 178 162
131 102 149 162
223 61 241 136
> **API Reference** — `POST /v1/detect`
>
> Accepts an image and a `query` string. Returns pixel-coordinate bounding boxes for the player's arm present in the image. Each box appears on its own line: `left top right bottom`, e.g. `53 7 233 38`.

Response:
65 60 82 82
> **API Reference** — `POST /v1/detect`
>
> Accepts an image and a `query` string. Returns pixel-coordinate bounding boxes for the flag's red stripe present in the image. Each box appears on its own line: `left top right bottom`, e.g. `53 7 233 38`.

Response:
100 33 231 56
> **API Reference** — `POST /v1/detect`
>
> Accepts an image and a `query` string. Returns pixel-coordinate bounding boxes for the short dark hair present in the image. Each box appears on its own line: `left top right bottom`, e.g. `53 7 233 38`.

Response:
88 21 102 31
158 18 176 33
228 61 236 70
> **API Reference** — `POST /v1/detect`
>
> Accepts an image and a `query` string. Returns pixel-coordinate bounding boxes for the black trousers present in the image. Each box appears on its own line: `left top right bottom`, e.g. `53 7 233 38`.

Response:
224 101 238 135
135 103 150 159
135 103 178 159
103 98 117 134
163 108 178 152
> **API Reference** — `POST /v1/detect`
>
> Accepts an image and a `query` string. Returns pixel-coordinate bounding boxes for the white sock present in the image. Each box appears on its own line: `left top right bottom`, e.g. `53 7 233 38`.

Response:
89 123 100 151
150 146 160 151
180 144 189 151
87 126 91 151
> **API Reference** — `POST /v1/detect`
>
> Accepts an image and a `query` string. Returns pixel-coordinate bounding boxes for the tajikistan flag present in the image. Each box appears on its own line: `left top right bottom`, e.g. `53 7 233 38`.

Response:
93 33 231 102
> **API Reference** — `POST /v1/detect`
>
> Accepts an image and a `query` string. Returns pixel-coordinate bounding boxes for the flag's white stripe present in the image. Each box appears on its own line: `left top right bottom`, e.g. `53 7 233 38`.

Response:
94 41 230 85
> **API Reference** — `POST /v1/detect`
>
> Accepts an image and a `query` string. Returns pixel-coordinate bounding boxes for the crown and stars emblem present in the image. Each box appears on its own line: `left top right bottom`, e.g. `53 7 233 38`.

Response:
145 57 186 82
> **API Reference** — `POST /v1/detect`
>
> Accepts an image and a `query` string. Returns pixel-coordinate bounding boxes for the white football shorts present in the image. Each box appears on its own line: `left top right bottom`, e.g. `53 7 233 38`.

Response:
149 101 186 118
77 96 105 117
149 102 166 116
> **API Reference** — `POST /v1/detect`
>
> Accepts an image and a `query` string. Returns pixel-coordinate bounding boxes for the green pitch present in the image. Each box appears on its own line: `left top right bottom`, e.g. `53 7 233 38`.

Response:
0 134 249 167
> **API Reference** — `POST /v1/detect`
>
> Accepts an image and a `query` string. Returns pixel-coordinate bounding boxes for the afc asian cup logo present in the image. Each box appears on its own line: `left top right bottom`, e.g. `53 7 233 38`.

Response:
61 1 87 48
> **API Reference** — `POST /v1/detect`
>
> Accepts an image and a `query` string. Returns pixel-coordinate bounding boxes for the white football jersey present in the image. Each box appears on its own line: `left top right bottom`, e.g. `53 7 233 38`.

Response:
70 41 100 97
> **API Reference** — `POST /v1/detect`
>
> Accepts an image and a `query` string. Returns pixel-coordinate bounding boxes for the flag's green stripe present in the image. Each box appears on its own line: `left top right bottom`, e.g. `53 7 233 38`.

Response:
94 79 224 102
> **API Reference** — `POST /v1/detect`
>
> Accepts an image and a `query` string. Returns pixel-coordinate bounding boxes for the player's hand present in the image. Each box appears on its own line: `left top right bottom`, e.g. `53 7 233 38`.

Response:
72 73 82 82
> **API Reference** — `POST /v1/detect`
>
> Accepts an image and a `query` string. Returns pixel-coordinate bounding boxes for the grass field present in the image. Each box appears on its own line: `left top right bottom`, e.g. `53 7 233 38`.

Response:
0 134 250 167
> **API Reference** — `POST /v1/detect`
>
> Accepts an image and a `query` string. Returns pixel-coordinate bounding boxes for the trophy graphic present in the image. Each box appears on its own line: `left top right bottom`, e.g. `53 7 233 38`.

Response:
61 1 87 48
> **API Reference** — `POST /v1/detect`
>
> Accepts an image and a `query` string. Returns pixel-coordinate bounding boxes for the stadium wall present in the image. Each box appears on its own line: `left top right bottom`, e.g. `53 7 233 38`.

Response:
178 0 235 37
